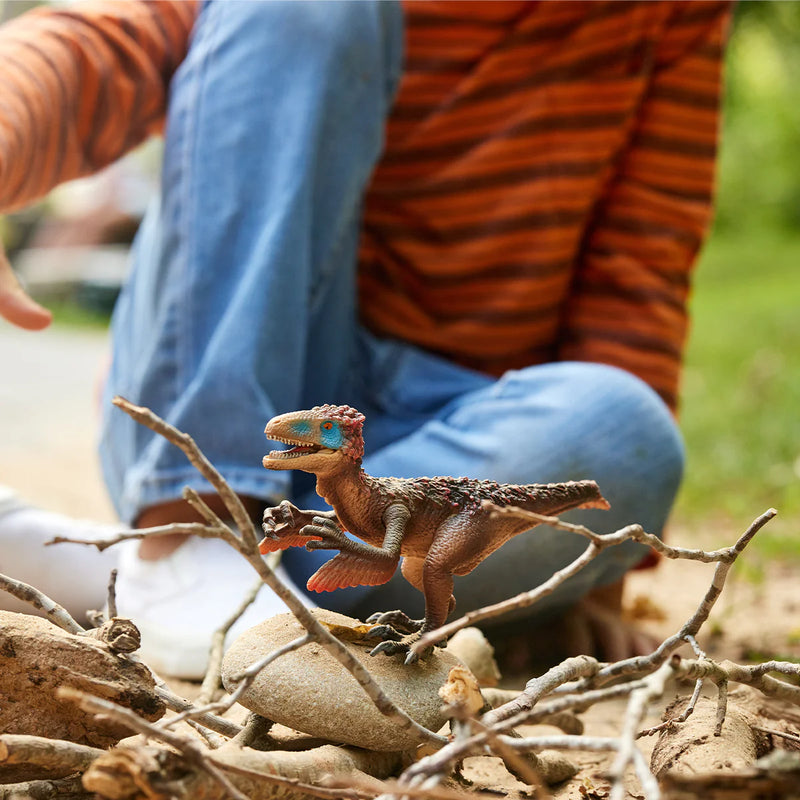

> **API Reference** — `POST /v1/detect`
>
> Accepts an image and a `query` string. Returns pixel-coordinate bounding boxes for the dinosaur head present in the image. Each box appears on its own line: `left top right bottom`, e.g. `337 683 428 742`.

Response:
262 404 365 475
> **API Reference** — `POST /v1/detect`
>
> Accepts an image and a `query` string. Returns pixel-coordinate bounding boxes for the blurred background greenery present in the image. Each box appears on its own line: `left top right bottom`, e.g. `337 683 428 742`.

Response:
676 2 800 546
1 2 798 550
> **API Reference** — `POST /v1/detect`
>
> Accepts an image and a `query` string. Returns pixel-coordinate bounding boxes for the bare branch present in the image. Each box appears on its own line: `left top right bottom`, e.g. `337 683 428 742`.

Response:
197 576 266 706
47 521 225 552
59 687 251 800
0 733 103 774
0 572 85 634
113 396 257 550
153 685 242 739
0 775 86 799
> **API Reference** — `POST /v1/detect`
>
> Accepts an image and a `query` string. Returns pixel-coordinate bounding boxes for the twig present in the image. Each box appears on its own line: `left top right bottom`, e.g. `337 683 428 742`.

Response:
637 677 703 738
324 772 481 800
0 775 86 800
0 572 85 634
0 733 103 773
161 633 311 728
608 658 676 800
752 725 800 745
59 687 251 800
469 716 548 790
153 684 243 739
414 534 617 652
560 508 779 691
197 576 266 705
482 654 600 726
714 678 729 736
112 396 257 550
416 507 776 654
106 568 119 618
48 521 230 552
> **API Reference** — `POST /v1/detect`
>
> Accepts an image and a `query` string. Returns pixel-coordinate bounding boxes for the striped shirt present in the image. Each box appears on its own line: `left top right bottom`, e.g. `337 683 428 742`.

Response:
0 0 731 411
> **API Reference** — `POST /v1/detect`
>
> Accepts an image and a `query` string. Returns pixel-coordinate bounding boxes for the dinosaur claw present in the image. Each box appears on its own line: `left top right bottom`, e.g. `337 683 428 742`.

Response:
365 624 402 642
369 639 407 658
403 650 419 666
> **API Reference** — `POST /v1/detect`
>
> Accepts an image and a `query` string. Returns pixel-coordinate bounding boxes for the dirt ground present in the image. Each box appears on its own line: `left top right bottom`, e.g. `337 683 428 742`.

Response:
2 325 799 797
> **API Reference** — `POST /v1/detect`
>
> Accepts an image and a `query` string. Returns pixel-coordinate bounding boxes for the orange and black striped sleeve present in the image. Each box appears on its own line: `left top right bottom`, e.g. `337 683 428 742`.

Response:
0 0 197 213
559 2 731 411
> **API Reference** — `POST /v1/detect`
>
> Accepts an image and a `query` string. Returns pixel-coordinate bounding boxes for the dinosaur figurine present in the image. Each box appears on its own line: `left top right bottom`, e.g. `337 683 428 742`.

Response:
259 404 609 663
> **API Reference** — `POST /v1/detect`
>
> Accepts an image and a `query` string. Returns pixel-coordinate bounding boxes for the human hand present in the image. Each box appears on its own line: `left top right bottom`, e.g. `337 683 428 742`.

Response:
0 241 52 329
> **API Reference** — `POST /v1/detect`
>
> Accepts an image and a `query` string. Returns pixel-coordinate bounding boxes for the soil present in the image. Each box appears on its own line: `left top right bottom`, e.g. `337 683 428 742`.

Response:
2 326 800 797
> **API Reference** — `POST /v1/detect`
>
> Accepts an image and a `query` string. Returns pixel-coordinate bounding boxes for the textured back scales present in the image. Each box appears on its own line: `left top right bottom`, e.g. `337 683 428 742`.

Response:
509 479 609 516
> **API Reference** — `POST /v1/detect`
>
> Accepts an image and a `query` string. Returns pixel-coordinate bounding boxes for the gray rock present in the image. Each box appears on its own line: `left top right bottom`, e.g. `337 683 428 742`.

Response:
222 609 465 751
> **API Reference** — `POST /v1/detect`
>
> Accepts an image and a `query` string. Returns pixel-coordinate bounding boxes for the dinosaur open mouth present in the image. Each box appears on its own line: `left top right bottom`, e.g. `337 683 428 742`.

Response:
266 437 334 459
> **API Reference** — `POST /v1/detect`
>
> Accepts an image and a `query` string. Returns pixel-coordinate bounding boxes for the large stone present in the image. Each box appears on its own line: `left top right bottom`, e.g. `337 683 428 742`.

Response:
0 610 164 782
222 609 465 751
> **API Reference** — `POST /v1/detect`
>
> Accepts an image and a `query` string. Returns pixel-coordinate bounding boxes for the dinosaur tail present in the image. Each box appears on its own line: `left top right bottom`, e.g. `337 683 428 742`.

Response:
511 479 609 517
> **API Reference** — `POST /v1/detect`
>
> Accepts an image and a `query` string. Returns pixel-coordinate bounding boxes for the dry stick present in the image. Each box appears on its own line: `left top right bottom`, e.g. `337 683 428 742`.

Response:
677 658 800 704
0 572 86 634
637 677 703 739
153 685 242 739
324 773 479 800
416 506 777 655
112 395 447 747
608 657 677 800
213 761 376 800
0 733 104 774
0 775 86 800
405 678 650 789
482 654 600 727
752 726 800 746
106 568 119 618
560 507 779 691
59 687 251 800
112 397 256 547
48 521 228 551
197 575 267 706
414 533 613 653
468 716 548 792
162 634 312 729
636 633 707 738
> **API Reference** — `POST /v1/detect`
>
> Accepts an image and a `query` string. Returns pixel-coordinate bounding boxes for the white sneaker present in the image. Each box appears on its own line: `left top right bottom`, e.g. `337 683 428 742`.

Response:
0 487 121 620
115 535 316 679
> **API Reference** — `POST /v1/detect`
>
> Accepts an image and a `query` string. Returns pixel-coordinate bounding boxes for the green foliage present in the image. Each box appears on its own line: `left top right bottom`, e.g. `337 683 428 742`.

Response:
673 4 800 554
715 2 800 231
676 228 800 543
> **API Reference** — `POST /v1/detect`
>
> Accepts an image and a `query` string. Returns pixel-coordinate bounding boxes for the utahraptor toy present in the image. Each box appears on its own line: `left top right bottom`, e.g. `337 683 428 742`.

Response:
259 404 608 662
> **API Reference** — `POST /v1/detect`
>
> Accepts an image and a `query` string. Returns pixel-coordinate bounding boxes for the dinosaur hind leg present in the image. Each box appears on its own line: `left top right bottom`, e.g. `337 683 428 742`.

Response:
369 557 455 663
365 556 454 636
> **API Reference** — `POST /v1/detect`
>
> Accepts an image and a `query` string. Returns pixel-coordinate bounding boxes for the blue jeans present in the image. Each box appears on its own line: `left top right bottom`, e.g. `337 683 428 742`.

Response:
100 0 684 623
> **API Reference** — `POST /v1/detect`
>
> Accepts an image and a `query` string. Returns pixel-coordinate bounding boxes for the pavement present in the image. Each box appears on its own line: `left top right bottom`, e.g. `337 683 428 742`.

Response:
0 322 117 521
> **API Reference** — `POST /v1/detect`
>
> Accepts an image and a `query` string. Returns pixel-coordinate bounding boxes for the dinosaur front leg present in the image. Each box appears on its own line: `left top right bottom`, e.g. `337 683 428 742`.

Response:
259 500 338 553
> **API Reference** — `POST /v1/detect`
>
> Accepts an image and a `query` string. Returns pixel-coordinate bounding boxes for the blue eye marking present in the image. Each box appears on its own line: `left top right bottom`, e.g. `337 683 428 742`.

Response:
290 420 312 437
320 420 344 450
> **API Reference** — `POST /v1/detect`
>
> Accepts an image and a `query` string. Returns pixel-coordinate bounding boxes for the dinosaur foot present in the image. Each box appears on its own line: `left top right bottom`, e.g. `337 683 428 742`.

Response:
369 634 427 665
366 609 424 635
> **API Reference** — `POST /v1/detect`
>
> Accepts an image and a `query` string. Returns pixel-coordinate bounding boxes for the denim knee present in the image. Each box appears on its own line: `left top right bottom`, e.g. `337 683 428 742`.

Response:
571 362 685 498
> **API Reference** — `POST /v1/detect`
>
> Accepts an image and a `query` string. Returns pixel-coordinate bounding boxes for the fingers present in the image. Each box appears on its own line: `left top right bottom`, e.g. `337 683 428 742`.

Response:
0 246 52 330
262 499 299 536
303 518 346 550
